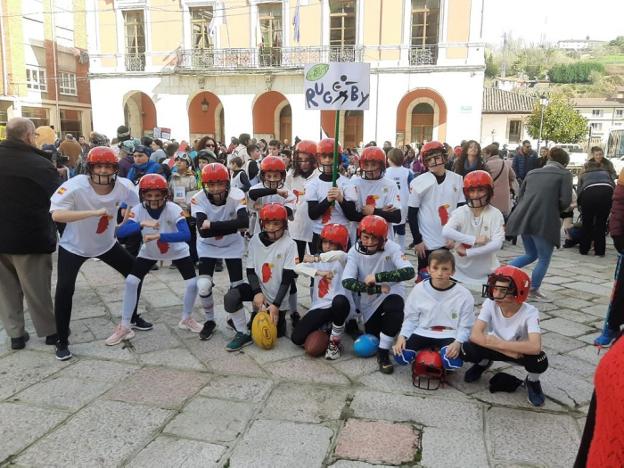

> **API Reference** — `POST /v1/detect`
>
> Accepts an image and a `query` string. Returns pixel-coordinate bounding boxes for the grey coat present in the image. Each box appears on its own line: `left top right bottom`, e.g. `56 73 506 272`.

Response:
505 161 573 248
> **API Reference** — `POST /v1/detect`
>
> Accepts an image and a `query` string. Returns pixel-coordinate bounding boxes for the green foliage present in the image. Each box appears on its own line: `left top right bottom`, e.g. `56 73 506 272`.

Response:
609 36 624 52
549 62 605 83
485 53 499 78
526 95 588 144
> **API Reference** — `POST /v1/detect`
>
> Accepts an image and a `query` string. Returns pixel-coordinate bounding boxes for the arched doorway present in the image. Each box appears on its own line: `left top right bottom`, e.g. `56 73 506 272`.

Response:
319 110 363 149
188 91 224 143
396 88 447 147
123 91 157 138
253 91 290 142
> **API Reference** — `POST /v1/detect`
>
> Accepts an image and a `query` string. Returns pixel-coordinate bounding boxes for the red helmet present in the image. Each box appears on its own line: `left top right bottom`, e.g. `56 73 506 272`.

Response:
463 170 494 208
317 138 342 155
412 349 445 390
86 146 118 185
259 203 288 240
260 156 287 189
356 215 388 254
320 224 349 252
201 163 229 184
482 265 531 304
295 140 317 156
359 146 386 180
139 174 168 209
420 141 447 166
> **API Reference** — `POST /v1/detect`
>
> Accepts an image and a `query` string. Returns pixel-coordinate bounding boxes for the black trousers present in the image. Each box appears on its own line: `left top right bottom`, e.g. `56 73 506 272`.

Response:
54 243 142 344
291 295 350 345
405 334 454 352
461 341 549 374
198 257 243 283
602 253 624 333
132 256 196 280
364 294 404 338
579 186 613 256
186 217 198 263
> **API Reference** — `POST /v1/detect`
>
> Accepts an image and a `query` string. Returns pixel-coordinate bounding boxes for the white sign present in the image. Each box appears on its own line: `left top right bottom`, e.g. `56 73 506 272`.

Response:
304 63 370 111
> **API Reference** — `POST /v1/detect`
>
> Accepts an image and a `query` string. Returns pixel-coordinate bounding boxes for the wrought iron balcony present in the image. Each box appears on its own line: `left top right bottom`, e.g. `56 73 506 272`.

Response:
409 45 438 66
125 54 146 72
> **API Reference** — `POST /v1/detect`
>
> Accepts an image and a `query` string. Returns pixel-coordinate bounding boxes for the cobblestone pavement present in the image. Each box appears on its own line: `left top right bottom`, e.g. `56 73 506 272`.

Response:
0 240 614 467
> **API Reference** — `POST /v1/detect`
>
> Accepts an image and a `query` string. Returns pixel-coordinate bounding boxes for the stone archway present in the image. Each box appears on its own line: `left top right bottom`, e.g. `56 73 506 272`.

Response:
123 91 157 138
396 88 447 147
253 91 290 141
188 91 224 143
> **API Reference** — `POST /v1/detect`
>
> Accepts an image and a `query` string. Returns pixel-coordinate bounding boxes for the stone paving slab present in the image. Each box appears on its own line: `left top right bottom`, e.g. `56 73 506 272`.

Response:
199 375 273 402
541 332 587 354
228 419 333 468
421 427 489 468
15 399 173 467
137 347 206 370
329 462 393 468
128 436 226 468
267 355 351 386
539 317 595 337
56 358 139 383
12 376 113 411
0 350 70 400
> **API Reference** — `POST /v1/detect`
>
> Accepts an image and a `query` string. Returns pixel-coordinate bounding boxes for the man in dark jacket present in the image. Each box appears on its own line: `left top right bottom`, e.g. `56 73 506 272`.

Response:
512 140 538 182
0 117 60 349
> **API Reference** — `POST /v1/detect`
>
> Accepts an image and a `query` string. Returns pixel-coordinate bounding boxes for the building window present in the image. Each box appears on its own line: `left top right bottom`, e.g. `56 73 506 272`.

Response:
410 0 439 65
258 3 282 66
26 66 47 91
411 103 434 144
190 7 213 49
23 0 45 41
508 120 522 143
123 10 146 71
329 1 356 47
616 109 624 117
54 0 74 47
592 109 602 117
59 72 77 96
0 101 10 126
60 109 82 137
590 122 603 131
22 106 49 128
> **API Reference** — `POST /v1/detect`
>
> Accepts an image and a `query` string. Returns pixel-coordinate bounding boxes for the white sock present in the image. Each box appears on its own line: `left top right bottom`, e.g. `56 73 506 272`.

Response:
121 275 141 328
527 372 540 382
379 332 394 350
182 277 198 320
230 309 248 333
289 292 298 313
397 234 406 252
331 323 345 341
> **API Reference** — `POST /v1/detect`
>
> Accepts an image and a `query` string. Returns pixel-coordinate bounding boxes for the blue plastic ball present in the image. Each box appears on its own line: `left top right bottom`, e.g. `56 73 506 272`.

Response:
353 334 379 357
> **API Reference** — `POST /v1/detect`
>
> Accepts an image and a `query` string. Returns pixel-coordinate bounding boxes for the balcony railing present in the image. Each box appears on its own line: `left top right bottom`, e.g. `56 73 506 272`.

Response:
409 45 438 66
125 54 146 72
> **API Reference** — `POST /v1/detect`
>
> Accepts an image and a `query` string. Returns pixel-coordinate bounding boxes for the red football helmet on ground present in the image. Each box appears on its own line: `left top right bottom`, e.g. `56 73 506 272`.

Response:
316 138 342 175
260 156 287 189
463 170 494 208
482 265 531 304
420 141 447 168
412 349 445 390
359 146 386 180
320 224 349 252
139 174 168 209
86 146 118 185
259 203 288 240
201 163 230 203
356 215 388 255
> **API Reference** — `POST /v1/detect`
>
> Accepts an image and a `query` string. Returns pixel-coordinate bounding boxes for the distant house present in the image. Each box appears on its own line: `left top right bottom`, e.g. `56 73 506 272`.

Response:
573 88 624 144
481 88 536 146
557 39 606 51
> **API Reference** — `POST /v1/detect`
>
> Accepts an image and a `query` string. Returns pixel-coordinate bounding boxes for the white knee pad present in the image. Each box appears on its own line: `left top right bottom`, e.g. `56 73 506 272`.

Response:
125 274 141 287
197 275 213 297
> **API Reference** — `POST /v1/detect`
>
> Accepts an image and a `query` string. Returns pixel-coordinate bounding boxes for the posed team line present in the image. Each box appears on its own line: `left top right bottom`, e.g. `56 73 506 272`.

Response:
10 121 604 413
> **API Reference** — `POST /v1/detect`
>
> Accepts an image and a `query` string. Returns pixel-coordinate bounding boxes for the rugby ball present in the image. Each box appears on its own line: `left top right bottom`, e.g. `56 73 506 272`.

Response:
251 310 277 350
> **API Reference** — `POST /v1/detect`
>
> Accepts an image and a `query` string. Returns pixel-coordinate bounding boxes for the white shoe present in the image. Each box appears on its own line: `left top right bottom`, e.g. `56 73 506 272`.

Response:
105 324 135 346
529 289 552 302
178 318 203 333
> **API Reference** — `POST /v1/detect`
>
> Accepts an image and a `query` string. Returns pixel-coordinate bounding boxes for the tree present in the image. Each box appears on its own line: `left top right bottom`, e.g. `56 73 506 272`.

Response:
485 53 499 78
525 94 588 144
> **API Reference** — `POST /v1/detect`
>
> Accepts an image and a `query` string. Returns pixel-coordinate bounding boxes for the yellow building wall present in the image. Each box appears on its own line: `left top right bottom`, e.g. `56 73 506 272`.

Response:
362 0 402 61
446 0 471 59
290 0 322 47
220 1 250 48
149 0 182 66
98 0 117 55
73 0 87 50
5 0 25 96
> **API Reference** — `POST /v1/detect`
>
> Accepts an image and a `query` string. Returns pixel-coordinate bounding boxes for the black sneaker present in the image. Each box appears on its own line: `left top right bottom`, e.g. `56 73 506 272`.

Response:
464 361 492 383
377 349 394 374
525 377 545 407
45 333 58 345
290 311 301 329
277 311 287 338
345 318 362 341
11 332 30 350
55 342 72 361
131 315 153 331
200 320 216 341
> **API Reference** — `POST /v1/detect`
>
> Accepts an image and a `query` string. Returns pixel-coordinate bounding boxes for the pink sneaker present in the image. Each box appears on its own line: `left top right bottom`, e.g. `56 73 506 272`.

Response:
178 318 203 333
105 324 135 346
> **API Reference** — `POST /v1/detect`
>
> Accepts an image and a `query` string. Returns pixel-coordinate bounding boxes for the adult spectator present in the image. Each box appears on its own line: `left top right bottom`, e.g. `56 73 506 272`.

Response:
230 133 251 164
586 146 617 180
452 140 485 177
58 138 83 177
483 144 518 218
0 118 59 349
506 147 573 301
382 141 393 154
140 136 154 157
149 138 166 163
78 135 90 158
117 139 139 178
195 136 221 163
116 125 131 143
536 146 549 169
511 140 538 183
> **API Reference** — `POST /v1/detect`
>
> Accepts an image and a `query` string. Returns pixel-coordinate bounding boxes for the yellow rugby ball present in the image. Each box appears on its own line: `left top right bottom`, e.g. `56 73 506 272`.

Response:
251 310 277 350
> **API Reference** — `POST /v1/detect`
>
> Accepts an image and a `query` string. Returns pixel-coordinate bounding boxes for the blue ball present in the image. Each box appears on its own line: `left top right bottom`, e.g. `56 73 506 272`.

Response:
353 334 379 357
393 348 417 366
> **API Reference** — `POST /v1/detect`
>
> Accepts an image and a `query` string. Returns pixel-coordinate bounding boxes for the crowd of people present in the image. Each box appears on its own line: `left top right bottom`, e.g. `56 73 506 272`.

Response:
1 117 623 465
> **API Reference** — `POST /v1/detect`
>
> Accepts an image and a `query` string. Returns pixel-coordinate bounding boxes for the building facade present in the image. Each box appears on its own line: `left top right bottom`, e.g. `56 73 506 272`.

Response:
0 0 92 137
87 0 485 148
480 88 534 147
573 89 624 146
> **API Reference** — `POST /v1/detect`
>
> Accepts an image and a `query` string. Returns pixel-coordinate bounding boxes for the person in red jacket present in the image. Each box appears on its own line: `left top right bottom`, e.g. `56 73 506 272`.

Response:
593 169 624 347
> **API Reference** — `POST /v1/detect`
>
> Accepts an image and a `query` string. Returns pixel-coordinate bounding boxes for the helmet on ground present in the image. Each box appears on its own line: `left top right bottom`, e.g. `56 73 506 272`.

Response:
356 215 388 255
359 146 386 180
353 334 379 357
316 138 342 175
420 141 447 168
463 170 493 208
201 163 230 203
320 224 349 252
393 348 417 366
86 146 118 185
412 349 445 390
259 203 288 241
260 156 287 189
251 310 277 350
139 174 168 209
482 265 531 304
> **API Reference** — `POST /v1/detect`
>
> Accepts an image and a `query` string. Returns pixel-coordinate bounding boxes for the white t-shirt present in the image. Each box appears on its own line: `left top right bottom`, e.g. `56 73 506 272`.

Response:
346 176 401 241
249 182 296 234
304 174 352 235
50 175 139 257
191 187 247 259
129 202 189 261
247 232 298 304
400 280 475 342
384 166 410 225
477 299 541 342
442 204 505 285
408 171 465 249
285 169 319 243
342 240 413 322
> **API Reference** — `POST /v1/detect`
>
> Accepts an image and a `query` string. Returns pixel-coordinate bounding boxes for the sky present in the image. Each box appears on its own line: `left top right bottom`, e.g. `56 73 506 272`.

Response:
482 0 624 46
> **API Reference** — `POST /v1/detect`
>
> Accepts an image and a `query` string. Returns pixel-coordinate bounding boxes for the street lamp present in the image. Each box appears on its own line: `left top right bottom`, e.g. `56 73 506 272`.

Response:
200 97 209 113
537 93 549 154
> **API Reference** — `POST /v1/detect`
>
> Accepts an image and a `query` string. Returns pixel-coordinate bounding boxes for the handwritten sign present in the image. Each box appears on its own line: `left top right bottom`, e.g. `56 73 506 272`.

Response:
304 63 370 111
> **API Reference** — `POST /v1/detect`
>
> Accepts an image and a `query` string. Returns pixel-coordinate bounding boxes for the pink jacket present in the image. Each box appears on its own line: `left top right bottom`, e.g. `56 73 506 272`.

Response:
484 156 518 217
